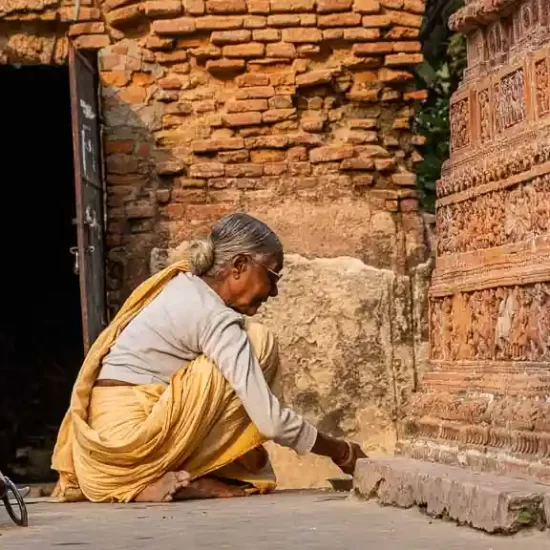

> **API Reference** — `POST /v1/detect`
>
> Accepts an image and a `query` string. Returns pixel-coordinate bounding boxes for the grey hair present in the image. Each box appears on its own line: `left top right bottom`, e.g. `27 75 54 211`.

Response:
187 213 282 277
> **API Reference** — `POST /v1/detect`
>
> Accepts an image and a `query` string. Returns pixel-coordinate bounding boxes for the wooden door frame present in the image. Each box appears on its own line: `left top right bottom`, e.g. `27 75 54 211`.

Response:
68 42 108 354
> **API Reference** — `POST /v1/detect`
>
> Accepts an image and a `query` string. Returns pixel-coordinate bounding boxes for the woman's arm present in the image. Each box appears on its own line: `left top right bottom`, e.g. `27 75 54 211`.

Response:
200 311 367 472
200 311 317 455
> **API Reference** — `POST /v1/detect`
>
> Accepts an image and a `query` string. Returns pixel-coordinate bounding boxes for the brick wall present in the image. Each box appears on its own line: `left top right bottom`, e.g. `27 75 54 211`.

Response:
89 0 430 308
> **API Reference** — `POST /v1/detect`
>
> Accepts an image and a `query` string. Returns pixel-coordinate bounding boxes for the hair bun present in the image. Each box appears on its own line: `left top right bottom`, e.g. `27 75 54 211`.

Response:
187 235 215 276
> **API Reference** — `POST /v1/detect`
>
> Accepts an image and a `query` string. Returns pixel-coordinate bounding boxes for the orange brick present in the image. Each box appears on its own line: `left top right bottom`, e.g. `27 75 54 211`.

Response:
318 12 361 26
223 42 265 57
100 70 130 86
266 42 297 58
317 0 353 12
222 112 263 126
352 0 380 12
361 14 391 26
384 53 423 66
393 40 422 52
269 0 315 12
206 0 247 13
74 34 110 49
386 9 423 27
281 28 323 42
152 17 196 35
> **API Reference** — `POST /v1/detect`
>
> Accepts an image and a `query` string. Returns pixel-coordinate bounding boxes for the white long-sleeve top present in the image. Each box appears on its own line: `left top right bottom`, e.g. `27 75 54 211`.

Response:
97 272 317 455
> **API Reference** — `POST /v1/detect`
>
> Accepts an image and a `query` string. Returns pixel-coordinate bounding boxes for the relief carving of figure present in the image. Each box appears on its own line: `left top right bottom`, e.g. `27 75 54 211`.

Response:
478 88 492 143
495 288 515 360
535 58 550 118
450 98 470 151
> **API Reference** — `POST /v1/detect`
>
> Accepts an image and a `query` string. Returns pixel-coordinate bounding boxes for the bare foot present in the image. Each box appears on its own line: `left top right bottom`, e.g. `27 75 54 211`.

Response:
174 477 247 500
135 471 191 502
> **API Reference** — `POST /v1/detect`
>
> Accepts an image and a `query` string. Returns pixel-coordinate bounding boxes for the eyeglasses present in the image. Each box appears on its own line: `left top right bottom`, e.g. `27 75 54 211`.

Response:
248 256 282 285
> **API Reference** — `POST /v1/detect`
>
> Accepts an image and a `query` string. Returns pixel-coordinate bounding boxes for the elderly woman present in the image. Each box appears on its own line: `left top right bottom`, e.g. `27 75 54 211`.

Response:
52 213 366 503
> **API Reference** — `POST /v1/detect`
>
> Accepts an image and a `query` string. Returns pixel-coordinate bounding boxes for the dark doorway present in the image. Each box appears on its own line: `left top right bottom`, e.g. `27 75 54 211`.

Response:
0 65 84 482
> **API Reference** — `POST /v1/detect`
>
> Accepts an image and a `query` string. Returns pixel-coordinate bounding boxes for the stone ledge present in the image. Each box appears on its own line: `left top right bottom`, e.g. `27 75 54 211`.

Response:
353 457 550 534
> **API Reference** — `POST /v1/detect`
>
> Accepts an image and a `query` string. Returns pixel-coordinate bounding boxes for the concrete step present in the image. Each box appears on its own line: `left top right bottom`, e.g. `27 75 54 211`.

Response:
353 457 550 534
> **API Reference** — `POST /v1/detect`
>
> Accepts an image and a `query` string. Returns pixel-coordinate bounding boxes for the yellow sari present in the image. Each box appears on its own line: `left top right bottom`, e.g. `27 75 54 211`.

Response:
51 259 279 503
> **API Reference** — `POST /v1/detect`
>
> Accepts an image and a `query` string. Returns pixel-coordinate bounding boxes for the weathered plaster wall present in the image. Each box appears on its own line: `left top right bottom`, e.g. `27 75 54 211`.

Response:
1 0 433 487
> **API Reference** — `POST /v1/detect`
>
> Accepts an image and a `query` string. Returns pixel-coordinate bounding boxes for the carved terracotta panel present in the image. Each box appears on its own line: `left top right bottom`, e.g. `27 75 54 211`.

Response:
494 67 527 134
437 174 550 255
430 282 550 362
534 56 550 119
449 96 471 152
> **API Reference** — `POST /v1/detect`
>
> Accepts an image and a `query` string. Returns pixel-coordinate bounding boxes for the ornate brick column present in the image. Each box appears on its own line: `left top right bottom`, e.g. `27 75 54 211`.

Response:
399 0 550 482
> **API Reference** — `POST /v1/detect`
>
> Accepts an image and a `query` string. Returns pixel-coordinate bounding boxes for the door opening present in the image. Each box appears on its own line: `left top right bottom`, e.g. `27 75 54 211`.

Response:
0 64 94 483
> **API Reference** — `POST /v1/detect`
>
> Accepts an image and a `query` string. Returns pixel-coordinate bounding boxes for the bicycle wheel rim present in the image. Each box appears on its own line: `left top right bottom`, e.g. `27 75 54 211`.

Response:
3 477 28 527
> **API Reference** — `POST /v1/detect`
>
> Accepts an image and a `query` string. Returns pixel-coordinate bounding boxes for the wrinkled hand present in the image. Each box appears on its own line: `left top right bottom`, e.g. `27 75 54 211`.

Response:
333 441 367 476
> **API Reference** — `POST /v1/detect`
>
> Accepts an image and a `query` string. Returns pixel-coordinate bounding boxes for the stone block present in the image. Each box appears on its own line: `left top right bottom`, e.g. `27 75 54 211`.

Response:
354 458 549 534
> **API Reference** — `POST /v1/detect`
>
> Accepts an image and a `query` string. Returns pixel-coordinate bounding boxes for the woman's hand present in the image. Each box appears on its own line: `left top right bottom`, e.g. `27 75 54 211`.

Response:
331 441 367 475
311 432 368 475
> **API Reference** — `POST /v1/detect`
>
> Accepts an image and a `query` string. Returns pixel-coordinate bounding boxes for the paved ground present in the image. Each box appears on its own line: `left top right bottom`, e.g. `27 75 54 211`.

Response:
1 491 548 549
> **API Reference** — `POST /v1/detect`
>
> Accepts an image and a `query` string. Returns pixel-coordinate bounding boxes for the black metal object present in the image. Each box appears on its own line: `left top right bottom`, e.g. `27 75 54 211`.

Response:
0 473 29 527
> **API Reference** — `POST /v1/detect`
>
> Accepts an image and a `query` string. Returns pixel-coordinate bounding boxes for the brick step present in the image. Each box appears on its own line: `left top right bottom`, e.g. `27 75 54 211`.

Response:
353 457 550 534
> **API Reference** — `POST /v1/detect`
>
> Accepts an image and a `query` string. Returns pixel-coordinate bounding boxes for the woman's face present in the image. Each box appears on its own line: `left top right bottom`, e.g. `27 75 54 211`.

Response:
224 253 283 316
